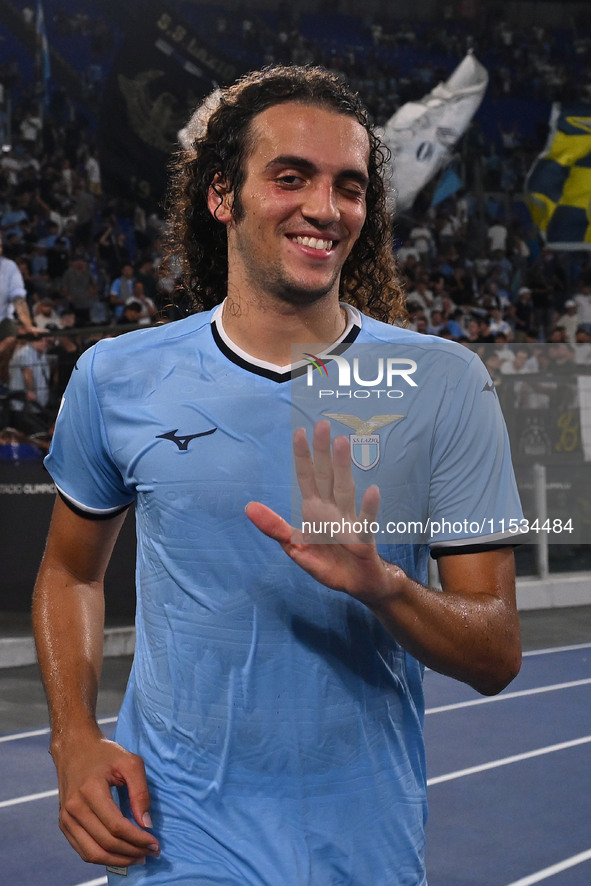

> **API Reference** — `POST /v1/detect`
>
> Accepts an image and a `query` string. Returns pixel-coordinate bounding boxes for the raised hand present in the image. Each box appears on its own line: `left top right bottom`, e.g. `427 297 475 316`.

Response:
246 419 391 602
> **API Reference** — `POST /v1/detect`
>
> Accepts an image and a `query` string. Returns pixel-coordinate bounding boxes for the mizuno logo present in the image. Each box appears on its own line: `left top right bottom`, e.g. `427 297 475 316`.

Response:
482 381 496 394
156 427 217 451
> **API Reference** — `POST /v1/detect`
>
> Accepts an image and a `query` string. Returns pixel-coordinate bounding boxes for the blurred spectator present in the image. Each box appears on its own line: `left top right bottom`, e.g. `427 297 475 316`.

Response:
513 286 534 342
488 306 513 338
0 233 36 339
84 148 102 197
61 253 98 326
127 280 157 326
33 298 63 331
109 262 136 320
426 309 445 335
574 325 591 365
409 217 435 261
487 220 508 255
117 300 144 326
8 333 52 434
555 298 581 344
573 280 591 324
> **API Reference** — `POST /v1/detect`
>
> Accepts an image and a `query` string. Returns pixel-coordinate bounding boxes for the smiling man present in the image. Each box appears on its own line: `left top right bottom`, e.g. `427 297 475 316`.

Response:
34 66 522 886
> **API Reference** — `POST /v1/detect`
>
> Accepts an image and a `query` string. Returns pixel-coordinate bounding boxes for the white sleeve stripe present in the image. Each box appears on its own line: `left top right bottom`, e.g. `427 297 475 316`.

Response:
54 482 132 516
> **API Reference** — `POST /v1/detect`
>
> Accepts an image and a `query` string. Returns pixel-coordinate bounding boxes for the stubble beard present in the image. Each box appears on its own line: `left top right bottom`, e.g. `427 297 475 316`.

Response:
243 253 343 309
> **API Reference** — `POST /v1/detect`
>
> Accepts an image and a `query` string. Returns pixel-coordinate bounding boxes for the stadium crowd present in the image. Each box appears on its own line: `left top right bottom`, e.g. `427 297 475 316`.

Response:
1 1 591 461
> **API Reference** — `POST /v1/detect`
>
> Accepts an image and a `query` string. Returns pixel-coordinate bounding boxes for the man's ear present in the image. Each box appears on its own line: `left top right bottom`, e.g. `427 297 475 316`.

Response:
207 175 233 224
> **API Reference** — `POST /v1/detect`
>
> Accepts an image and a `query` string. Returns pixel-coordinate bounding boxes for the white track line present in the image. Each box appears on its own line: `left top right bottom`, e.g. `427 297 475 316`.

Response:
0 716 117 744
428 734 591 786
523 641 591 657
426 677 591 714
0 726 52 743
0 788 58 808
505 848 591 885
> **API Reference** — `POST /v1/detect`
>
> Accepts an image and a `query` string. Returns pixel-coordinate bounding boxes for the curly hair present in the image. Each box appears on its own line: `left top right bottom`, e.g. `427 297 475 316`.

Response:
163 65 406 325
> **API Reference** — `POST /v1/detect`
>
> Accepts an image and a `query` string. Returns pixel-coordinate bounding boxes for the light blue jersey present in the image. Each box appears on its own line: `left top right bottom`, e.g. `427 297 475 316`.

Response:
45 304 521 885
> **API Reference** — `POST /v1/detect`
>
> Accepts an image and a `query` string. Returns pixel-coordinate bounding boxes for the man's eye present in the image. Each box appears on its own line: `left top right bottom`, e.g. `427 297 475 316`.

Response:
341 184 365 199
277 175 302 186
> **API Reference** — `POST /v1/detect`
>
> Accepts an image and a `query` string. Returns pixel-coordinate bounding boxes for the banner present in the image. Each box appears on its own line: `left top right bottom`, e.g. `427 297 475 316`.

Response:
97 2 244 209
380 52 488 213
525 104 591 250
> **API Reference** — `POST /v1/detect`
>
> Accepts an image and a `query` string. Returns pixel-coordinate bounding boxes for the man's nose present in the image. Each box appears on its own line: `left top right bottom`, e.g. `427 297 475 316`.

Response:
301 181 340 226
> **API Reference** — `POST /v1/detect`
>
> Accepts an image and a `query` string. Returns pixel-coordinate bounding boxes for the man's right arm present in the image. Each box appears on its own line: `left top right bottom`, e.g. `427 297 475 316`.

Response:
33 496 160 867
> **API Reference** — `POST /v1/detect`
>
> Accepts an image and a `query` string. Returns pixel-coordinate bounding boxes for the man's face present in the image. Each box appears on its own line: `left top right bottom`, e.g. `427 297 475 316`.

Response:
212 102 370 307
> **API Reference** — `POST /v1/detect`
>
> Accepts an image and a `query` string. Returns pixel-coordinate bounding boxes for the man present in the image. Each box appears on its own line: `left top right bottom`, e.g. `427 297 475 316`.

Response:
573 279 591 325
109 262 137 320
33 66 522 885
555 299 580 344
61 252 98 326
0 233 37 339
8 331 52 434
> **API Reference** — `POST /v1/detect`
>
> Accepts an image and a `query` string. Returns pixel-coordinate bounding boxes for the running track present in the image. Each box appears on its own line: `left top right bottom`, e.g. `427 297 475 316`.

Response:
2 643 590 885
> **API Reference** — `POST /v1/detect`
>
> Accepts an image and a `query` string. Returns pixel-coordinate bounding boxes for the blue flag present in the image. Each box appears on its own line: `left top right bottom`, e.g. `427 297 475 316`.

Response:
431 165 463 207
525 103 591 250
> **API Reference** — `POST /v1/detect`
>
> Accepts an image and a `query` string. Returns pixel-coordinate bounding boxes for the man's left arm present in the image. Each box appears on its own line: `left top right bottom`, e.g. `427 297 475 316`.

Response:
366 546 520 696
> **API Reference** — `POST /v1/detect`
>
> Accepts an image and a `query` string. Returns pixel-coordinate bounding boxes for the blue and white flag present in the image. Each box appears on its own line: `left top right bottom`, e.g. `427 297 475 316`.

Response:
525 103 591 250
380 52 488 213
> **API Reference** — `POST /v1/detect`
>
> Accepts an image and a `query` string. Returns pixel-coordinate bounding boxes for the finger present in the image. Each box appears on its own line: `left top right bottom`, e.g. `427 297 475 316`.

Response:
125 754 154 832
78 775 159 853
61 813 152 865
331 434 356 517
311 420 334 500
245 501 303 547
60 814 139 867
293 427 318 500
358 484 381 543
60 798 158 865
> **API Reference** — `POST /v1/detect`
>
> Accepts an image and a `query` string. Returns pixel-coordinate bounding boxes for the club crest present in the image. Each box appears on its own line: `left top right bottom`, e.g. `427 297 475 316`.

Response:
323 413 405 471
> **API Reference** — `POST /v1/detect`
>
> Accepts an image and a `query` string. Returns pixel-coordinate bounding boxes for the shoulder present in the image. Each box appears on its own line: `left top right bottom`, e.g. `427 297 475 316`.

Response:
83 310 215 379
0 256 20 274
11 343 34 364
356 314 488 398
359 314 475 362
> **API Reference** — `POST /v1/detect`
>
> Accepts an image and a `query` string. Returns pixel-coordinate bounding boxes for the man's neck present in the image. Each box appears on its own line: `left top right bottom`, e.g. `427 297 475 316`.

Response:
220 292 348 366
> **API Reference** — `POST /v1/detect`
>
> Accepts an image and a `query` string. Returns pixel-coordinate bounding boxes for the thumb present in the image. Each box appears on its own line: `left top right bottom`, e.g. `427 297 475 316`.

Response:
245 501 293 545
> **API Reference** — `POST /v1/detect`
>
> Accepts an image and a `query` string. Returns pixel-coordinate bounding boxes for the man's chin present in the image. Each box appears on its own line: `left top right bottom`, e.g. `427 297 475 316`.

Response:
270 282 337 307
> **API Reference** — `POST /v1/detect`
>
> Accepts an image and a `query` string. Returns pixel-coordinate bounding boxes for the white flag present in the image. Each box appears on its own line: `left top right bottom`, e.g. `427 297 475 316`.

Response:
380 52 488 213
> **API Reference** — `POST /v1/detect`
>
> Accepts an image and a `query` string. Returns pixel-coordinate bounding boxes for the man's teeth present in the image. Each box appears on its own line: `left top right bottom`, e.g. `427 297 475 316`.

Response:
291 236 333 251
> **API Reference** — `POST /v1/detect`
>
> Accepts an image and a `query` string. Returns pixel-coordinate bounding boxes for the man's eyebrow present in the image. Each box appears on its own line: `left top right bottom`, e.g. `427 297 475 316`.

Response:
265 155 369 187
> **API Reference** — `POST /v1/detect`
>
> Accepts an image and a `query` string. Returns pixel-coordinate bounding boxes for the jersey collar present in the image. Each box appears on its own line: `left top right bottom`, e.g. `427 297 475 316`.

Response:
210 301 362 383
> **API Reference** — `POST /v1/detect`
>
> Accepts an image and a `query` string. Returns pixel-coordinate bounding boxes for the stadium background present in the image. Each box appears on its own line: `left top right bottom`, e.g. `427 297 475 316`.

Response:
1 0 591 622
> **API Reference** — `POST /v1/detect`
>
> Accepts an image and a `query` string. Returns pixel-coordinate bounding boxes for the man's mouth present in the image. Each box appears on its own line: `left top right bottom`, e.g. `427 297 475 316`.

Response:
289 235 334 252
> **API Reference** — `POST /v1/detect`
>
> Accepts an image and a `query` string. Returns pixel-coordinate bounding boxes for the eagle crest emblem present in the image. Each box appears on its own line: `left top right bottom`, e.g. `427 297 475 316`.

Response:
323 413 405 470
